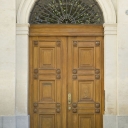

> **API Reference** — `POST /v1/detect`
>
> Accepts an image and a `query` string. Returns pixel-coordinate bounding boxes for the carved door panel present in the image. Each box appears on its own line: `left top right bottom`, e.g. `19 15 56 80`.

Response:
30 37 67 128
67 37 103 128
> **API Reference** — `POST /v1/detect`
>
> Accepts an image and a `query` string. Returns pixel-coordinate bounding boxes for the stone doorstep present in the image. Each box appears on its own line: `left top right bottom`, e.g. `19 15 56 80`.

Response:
104 115 128 128
1 115 128 128
0 115 29 128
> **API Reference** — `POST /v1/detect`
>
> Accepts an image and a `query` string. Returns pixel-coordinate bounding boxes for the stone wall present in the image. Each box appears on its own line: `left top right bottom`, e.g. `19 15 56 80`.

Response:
117 0 128 127
104 0 128 128
111 0 117 12
0 0 16 116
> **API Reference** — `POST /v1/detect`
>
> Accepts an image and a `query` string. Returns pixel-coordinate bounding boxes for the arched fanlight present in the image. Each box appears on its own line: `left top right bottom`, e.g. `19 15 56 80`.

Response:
29 0 104 24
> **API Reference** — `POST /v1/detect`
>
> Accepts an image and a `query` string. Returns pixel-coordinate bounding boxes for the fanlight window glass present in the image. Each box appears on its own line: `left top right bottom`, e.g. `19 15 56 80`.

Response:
29 0 104 24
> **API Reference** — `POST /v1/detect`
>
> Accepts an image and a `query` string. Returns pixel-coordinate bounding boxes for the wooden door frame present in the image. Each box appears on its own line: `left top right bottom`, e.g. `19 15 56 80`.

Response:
29 24 104 127
29 25 104 37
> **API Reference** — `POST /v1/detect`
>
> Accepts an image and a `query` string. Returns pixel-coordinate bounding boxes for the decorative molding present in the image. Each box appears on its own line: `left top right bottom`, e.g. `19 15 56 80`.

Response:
30 25 104 36
17 0 116 24
56 69 61 74
16 24 30 35
95 41 100 46
104 23 117 35
96 0 116 24
72 69 77 74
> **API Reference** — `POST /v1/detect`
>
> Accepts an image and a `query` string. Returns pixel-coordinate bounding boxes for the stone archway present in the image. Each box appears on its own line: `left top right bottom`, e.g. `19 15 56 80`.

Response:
17 0 116 24
16 0 117 127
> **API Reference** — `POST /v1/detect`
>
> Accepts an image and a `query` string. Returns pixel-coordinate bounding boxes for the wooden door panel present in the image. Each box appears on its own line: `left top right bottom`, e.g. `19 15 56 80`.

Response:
79 47 94 69
30 35 103 128
38 41 57 69
78 80 95 102
39 80 55 102
78 114 94 128
30 37 67 128
68 37 103 128
39 115 55 128
39 48 55 69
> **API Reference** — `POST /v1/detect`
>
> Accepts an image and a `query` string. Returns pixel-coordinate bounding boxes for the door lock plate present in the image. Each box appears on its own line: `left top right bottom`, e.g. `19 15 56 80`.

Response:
68 93 71 105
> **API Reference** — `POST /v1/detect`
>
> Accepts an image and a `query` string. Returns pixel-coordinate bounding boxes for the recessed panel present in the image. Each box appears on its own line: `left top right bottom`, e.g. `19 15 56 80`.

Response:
79 115 94 128
78 81 94 102
39 115 55 128
39 81 55 102
79 48 94 68
40 48 55 69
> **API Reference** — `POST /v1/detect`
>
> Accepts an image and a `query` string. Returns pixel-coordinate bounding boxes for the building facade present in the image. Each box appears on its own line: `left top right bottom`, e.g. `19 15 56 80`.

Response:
0 0 128 127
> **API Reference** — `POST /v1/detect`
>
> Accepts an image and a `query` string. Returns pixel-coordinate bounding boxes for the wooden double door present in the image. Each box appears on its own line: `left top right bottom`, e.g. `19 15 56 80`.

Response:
29 26 104 128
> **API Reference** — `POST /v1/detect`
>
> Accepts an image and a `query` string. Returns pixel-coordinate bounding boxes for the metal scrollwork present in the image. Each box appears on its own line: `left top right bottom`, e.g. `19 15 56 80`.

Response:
29 0 104 24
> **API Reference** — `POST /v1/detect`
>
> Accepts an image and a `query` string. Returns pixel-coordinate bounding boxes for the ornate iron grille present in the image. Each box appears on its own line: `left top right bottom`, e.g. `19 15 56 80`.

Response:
29 0 104 24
